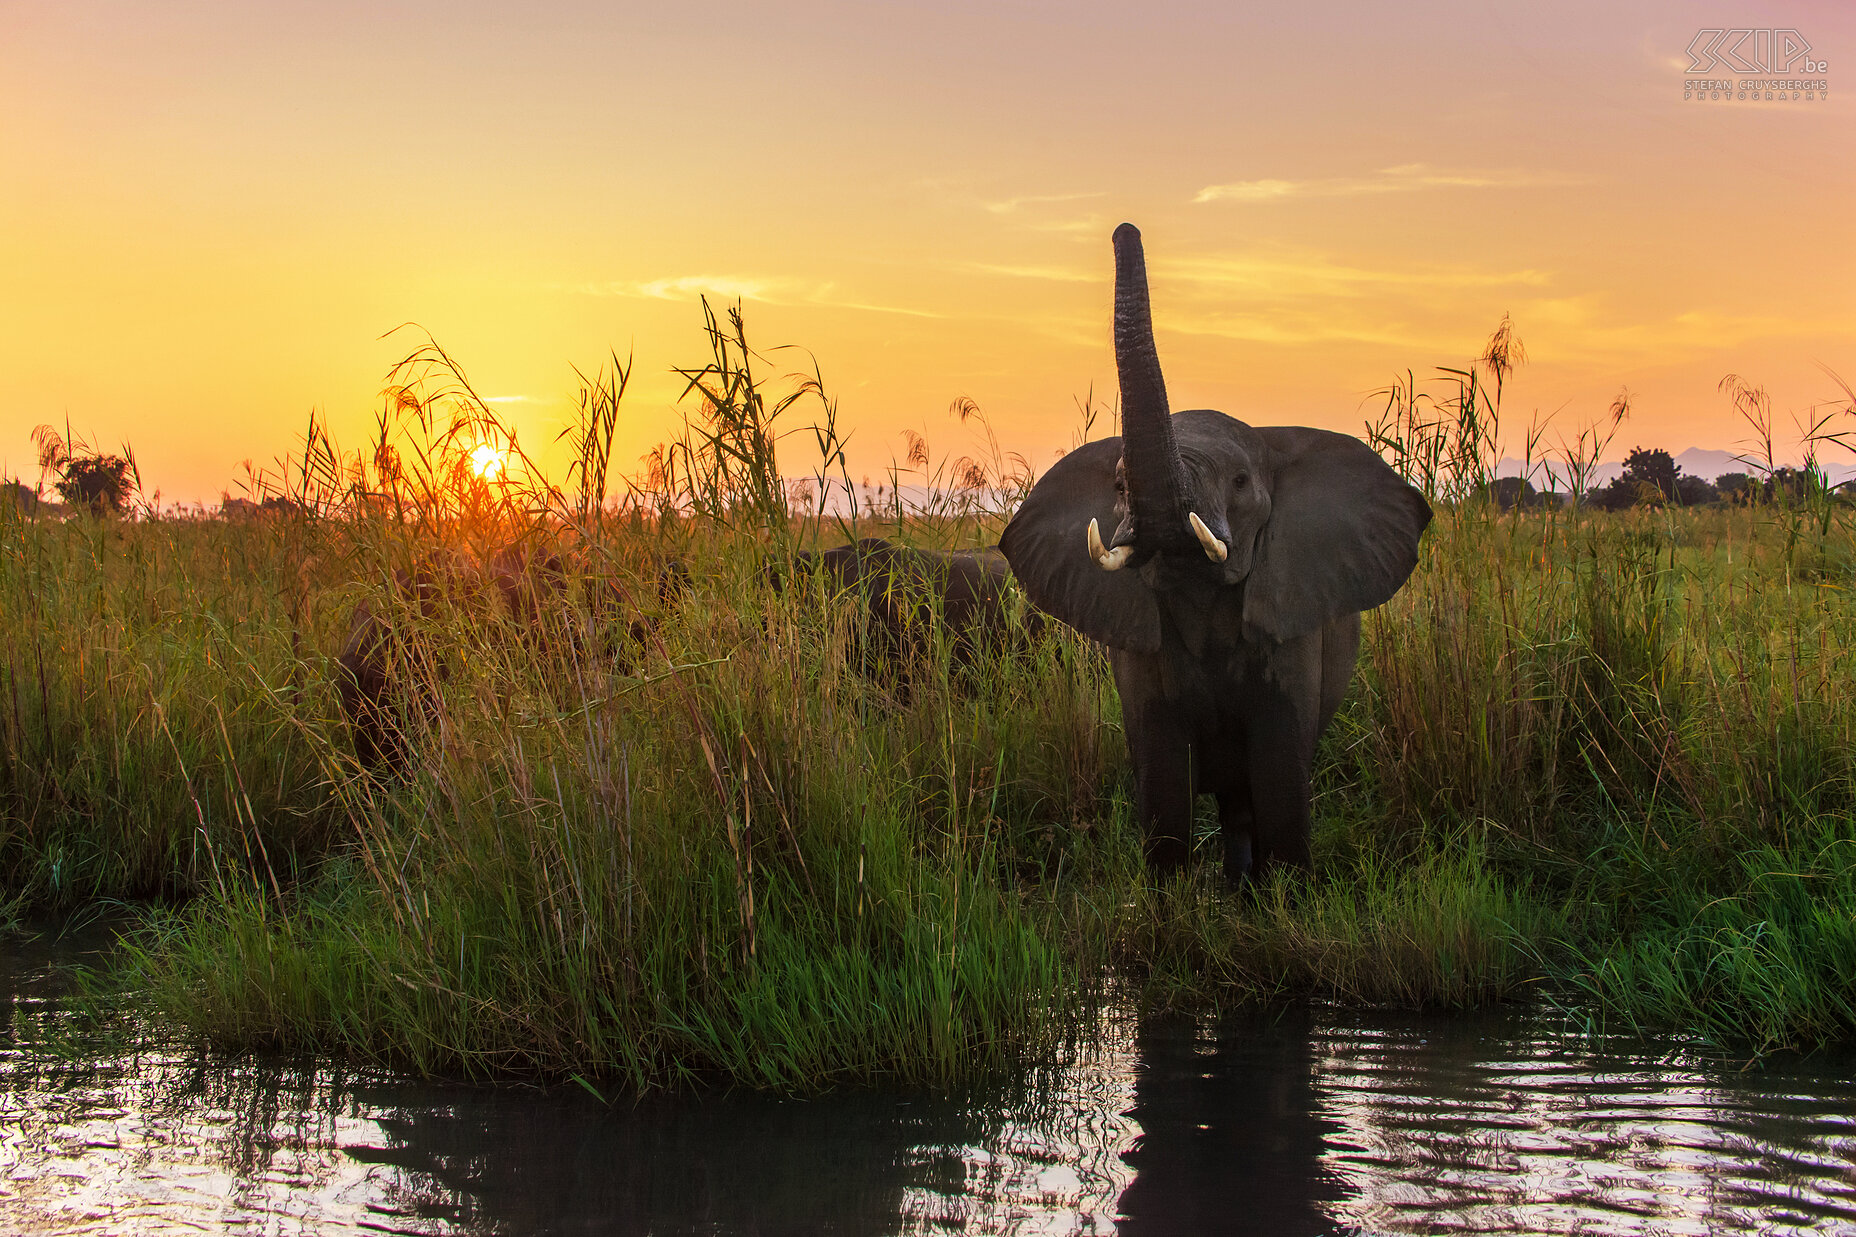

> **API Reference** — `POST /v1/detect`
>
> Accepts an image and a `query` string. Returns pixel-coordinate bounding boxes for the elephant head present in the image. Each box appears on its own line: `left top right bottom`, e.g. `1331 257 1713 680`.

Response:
1001 224 1431 652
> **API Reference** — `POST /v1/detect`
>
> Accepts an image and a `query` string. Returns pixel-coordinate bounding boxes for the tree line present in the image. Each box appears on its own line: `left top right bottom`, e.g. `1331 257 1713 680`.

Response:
1488 446 1840 511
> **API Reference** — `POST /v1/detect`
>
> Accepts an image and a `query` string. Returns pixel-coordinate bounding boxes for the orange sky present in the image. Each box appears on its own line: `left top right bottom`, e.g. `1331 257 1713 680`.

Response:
2 1 1850 505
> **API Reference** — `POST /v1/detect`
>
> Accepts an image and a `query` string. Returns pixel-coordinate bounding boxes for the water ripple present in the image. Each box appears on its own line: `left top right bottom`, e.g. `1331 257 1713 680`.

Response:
8 929 1856 1234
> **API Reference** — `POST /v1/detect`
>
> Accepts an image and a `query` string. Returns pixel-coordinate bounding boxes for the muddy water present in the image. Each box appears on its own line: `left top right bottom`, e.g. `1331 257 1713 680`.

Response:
5 923 1856 1235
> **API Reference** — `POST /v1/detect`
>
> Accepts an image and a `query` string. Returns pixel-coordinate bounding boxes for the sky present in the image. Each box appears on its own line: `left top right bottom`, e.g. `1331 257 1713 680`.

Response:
1 0 1850 506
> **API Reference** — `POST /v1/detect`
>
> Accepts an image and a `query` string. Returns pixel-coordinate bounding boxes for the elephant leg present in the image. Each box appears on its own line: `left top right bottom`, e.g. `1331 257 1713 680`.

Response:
1112 651 1196 873
1136 743 1194 872
1250 747 1315 875
1125 713 1195 873
1216 787 1255 885
1243 669 1320 879
1246 739 1313 877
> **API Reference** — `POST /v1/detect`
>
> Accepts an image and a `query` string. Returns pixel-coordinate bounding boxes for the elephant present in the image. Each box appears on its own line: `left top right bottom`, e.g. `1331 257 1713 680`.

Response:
772 537 1045 685
487 544 579 662
488 545 694 676
336 564 451 776
590 557 693 674
999 224 1431 884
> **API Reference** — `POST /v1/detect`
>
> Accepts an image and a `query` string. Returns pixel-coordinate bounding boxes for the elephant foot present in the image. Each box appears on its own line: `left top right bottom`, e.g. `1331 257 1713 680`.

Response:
1230 852 1315 902
1221 831 1254 887
1142 833 1191 875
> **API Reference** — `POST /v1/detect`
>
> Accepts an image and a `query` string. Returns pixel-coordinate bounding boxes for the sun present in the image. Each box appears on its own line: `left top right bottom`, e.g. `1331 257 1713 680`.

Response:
468 442 507 480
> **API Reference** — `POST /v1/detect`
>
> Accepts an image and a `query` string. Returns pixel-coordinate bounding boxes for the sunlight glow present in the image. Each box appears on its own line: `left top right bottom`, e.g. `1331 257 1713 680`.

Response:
468 442 507 480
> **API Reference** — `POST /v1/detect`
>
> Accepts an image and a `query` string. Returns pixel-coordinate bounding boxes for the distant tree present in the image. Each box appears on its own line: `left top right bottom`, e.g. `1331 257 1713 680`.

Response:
1708 467 1831 506
32 424 139 516
1619 446 1681 504
1767 465 1825 505
59 455 138 515
1481 476 1537 511
1714 472 1755 504
1590 446 1708 510
1675 474 1718 506
1587 477 1637 510
2 479 39 515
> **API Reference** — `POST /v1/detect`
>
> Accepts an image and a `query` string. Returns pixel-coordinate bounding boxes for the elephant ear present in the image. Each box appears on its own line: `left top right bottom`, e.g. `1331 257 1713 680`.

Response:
1000 437 1162 652
1243 426 1432 643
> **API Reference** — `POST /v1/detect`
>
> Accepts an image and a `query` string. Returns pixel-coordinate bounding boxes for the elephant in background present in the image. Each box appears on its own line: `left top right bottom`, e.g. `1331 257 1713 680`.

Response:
336 563 453 776
771 537 1045 685
337 551 693 775
590 557 693 674
487 545 569 632
488 544 693 673
1000 224 1431 884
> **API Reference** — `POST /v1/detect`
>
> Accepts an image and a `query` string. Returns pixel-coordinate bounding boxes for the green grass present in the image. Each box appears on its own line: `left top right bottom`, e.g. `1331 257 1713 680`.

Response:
7 319 1856 1085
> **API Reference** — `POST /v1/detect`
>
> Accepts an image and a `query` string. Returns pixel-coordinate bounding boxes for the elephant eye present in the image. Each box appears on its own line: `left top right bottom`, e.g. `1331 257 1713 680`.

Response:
1233 471 1250 489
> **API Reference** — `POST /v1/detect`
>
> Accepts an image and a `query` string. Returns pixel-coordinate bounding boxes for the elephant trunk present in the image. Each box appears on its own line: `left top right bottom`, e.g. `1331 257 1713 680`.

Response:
1112 224 1190 550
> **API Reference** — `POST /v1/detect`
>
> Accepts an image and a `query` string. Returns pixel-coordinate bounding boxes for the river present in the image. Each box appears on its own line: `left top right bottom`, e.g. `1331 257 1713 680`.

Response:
5 921 1855 1235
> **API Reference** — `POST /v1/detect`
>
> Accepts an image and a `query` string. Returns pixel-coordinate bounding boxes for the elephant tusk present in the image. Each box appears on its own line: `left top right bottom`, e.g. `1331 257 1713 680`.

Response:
1189 512 1228 563
1087 518 1133 571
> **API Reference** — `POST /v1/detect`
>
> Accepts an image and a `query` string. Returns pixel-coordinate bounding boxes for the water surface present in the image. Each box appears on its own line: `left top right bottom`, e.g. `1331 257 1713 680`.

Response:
5 922 1855 1234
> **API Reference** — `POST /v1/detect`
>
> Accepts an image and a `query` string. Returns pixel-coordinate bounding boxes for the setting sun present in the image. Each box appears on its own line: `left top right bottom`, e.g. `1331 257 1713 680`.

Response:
467 441 507 481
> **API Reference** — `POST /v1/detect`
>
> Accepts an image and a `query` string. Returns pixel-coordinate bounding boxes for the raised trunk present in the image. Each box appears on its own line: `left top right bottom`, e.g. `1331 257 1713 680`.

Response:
1112 223 1189 548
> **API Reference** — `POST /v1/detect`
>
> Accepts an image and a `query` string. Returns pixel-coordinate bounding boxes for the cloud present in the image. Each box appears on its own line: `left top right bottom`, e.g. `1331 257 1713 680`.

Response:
1025 213 1109 236
909 180 1110 239
1151 286 1853 367
1194 178 1304 203
981 190 1106 214
956 247 1557 352
575 275 939 318
1500 295 1851 364
1193 164 1579 205
1156 309 1446 352
1156 253 1552 296
965 262 1102 283
579 275 786 302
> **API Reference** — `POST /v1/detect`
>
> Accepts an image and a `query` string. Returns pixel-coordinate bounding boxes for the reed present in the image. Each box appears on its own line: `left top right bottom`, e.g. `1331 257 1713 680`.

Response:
7 309 1856 1084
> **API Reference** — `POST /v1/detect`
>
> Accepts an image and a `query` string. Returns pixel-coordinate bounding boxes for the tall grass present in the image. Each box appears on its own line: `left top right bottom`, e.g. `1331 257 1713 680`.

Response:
6 307 1856 1085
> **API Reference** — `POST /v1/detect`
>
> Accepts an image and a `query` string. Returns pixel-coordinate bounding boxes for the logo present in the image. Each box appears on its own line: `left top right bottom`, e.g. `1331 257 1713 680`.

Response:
1686 29 1821 74
1683 29 1829 101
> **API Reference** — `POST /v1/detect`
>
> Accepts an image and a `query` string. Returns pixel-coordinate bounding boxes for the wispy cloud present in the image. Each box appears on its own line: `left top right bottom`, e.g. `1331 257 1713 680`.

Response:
965 262 1102 283
982 190 1105 214
579 275 786 302
1013 248 1557 352
1158 312 1442 352
1194 163 1578 204
1025 213 1109 236
1125 285 1849 363
575 275 940 318
1497 295 1851 363
1156 253 1552 295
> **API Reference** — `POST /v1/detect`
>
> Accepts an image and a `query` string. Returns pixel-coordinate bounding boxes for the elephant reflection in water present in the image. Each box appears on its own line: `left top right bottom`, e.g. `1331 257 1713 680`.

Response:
352 1078 995 1233
357 1011 1348 1234
1116 1006 1349 1236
